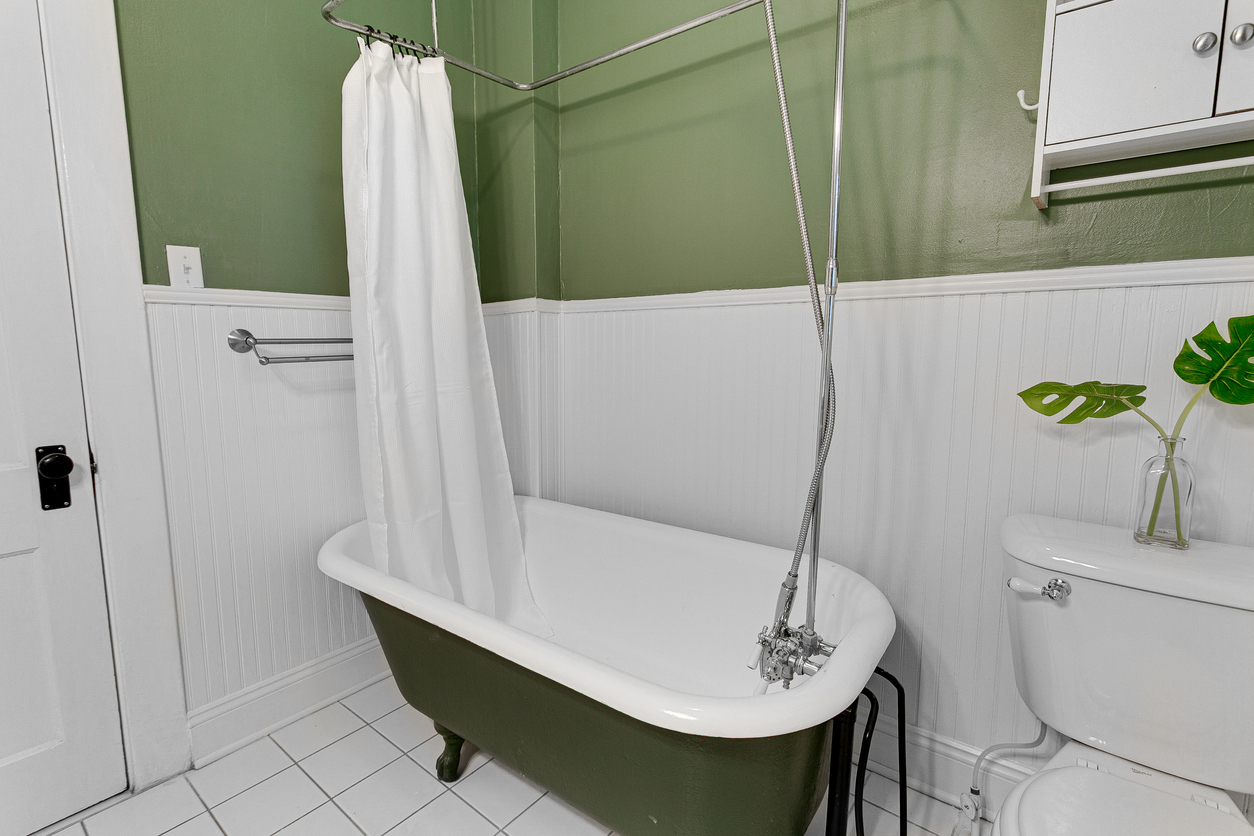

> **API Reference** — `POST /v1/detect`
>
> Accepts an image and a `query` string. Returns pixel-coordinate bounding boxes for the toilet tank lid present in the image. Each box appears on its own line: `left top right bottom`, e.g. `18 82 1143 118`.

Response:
1001 515 1254 612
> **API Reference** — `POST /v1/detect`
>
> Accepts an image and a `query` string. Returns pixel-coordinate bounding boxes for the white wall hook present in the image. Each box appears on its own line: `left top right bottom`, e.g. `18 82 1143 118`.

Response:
1017 89 1040 111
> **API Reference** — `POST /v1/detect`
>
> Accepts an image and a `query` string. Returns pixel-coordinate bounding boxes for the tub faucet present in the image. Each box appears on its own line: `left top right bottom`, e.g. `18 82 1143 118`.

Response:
748 575 836 692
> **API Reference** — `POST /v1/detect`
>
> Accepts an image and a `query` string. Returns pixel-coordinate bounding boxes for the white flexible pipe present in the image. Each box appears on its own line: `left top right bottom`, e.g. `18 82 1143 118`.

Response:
953 720 1048 836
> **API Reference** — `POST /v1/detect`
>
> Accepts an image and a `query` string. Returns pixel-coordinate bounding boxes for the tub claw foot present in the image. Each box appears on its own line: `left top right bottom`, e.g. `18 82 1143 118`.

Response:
433 723 464 782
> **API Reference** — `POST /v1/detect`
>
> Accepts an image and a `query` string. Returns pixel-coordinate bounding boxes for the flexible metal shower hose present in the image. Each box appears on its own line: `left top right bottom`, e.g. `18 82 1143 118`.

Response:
762 0 838 579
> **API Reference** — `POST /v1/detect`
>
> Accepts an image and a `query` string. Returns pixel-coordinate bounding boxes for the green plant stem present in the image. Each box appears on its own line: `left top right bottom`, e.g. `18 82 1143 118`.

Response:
1121 401 1170 438
1146 455 1168 536
1169 451 1184 546
1171 386 1208 439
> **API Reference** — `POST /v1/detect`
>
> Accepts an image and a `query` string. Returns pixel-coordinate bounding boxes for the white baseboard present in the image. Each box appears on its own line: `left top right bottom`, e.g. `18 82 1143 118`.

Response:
187 637 389 766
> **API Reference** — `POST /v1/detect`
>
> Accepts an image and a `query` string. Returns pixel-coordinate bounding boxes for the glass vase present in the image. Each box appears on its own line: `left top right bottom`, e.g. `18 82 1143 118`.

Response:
1133 437 1194 550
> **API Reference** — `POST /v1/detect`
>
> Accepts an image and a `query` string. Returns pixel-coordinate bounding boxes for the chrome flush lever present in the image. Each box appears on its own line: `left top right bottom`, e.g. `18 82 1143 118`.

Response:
1007 577 1071 602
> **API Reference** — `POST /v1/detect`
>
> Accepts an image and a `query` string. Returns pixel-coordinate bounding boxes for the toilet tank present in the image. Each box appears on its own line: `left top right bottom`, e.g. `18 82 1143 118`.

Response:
1001 515 1254 794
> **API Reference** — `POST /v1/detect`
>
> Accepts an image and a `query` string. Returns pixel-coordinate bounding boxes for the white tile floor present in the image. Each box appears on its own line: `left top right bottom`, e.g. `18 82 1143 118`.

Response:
52 677 948 836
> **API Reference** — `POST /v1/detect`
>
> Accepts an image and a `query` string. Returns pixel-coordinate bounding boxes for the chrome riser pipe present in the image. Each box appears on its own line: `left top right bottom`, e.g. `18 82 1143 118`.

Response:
757 0 850 686
806 0 849 637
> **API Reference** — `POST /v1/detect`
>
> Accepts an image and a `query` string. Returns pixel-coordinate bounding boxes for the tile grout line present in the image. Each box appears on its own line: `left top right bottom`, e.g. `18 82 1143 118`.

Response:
281 758 362 836
496 790 550 834
377 785 451 836
312 749 405 799
258 763 332 833
185 737 298 812
268 712 363 765
324 795 370 836
261 802 331 836
181 778 227 836
286 751 381 832
337 698 377 726
447 778 532 834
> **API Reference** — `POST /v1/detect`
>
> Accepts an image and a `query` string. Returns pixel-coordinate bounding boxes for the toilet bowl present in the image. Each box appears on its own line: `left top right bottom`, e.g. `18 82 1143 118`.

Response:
997 515 1254 835
991 741 1251 836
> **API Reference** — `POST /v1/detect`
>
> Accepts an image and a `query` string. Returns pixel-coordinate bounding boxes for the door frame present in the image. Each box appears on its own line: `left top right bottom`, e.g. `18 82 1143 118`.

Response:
35 0 192 790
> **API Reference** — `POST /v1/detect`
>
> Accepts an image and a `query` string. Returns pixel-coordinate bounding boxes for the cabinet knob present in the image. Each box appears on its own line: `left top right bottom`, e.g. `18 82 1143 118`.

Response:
1193 32 1219 54
1232 24 1254 46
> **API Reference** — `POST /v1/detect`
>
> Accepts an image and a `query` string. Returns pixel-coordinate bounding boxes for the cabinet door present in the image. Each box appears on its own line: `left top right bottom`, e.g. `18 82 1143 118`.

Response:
1046 0 1227 145
1217 0 1254 114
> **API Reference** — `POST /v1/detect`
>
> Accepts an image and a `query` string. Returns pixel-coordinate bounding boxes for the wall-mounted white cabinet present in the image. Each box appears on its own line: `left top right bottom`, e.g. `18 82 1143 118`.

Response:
1031 0 1254 207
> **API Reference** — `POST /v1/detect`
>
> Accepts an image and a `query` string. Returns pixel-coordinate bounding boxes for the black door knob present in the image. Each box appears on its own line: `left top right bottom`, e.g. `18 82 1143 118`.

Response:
37 452 74 480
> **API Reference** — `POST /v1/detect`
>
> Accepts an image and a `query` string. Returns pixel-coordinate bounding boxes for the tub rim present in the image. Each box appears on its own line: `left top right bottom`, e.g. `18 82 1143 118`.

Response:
318 497 896 738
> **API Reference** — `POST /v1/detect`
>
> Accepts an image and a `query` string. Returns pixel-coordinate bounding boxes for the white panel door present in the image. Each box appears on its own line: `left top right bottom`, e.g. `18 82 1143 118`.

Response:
0 0 128 832
1217 0 1254 114
1046 0 1227 145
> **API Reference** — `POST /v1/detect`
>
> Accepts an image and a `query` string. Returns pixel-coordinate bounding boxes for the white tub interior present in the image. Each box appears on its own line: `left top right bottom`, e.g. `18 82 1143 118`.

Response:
523 497 876 699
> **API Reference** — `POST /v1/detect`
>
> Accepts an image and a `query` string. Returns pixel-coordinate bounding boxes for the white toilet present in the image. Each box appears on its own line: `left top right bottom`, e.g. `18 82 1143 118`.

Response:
994 514 1254 836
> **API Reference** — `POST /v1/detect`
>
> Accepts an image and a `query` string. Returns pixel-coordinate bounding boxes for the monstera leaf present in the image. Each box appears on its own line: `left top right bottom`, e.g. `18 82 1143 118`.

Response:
1173 315 1254 405
1018 381 1148 424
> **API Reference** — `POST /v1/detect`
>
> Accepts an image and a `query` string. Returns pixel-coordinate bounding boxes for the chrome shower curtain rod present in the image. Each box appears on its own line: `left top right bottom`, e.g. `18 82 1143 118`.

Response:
321 0 765 91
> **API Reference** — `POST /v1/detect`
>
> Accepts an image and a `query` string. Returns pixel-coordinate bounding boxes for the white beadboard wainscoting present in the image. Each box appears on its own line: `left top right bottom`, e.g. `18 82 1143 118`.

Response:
487 258 1254 817
143 257 1254 818
144 288 384 764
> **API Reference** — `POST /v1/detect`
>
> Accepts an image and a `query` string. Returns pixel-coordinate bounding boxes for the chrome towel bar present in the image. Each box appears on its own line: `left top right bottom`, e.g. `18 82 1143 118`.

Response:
227 328 353 365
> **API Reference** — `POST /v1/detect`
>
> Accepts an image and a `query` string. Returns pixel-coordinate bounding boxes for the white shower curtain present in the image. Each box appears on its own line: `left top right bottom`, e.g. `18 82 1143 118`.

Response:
341 40 551 637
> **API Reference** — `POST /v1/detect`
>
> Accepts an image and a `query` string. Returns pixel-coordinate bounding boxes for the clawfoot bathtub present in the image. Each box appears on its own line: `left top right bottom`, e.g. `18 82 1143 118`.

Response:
319 497 895 836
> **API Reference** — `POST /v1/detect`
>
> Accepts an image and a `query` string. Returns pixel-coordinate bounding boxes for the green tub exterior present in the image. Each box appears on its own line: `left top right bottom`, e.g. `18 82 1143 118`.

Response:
363 594 832 836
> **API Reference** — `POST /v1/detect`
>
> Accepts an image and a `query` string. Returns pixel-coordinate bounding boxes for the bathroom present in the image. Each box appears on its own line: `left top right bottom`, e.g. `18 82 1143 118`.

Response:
4 0 1254 834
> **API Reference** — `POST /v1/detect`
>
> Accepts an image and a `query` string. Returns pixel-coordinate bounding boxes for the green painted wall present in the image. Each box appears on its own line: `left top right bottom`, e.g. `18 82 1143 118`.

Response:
556 0 1254 300
116 0 1254 302
115 0 477 296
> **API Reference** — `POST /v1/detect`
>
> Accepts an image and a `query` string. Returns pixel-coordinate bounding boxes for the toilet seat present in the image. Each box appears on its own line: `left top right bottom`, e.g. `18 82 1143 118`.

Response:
994 764 1254 836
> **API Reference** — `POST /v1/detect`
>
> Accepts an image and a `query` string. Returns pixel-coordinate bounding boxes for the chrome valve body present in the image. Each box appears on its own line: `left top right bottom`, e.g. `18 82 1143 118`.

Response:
753 607 836 690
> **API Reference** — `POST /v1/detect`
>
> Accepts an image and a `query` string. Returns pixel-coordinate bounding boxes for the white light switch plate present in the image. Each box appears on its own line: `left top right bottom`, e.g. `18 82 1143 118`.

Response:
166 245 204 288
